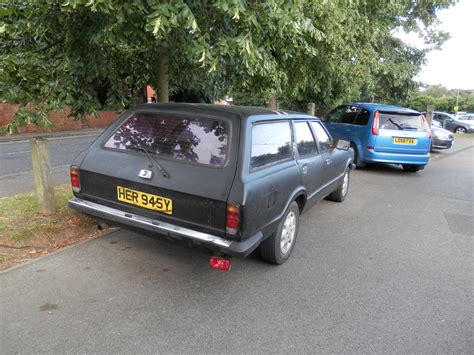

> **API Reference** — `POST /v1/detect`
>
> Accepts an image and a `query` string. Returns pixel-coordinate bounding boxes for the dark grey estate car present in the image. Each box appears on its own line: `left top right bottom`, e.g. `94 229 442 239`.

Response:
69 104 354 265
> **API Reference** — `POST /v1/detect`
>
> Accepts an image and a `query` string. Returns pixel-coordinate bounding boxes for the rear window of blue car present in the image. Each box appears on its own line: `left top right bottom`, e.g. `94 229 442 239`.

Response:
379 112 425 131
104 112 229 167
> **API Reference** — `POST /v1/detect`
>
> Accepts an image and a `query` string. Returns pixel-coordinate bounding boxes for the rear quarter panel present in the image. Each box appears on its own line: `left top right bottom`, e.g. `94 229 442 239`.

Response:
228 115 306 241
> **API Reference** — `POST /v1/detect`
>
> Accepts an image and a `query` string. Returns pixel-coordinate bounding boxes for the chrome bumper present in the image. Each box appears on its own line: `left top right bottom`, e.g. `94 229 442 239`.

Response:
68 197 262 257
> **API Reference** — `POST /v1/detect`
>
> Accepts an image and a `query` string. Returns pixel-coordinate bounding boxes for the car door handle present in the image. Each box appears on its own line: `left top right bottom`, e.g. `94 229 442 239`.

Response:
301 164 308 174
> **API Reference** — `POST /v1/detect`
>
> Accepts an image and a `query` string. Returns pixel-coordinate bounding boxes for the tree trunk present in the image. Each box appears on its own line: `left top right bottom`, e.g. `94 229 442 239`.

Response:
266 94 277 109
157 54 169 103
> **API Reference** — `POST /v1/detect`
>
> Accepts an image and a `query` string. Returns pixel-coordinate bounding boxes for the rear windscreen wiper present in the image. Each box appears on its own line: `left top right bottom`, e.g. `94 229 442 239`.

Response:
126 144 170 178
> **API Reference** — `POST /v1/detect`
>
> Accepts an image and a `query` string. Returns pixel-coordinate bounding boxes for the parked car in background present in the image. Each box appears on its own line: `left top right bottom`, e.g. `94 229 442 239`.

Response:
457 114 474 121
323 103 431 172
69 104 355 267
424 111 474 134
430 125 454 150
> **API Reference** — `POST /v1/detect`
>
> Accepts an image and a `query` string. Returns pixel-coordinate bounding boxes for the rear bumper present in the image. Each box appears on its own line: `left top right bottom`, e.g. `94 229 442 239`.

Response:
68 197 262 257
363 149 430 165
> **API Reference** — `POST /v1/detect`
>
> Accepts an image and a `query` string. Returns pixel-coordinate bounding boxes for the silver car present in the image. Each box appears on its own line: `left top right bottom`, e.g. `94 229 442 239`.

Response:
424 111 474 134
431 123 454 150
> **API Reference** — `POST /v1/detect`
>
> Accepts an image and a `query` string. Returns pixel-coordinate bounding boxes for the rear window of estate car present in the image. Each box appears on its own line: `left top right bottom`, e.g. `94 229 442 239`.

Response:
251 121 292 169
379 112 425 131
104 112 229 167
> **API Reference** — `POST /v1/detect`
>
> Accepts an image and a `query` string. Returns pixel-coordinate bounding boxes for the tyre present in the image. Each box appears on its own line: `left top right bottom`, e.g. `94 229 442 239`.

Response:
454 126 467 134
327 168 350 202
260 201 299 265
402 164 425 172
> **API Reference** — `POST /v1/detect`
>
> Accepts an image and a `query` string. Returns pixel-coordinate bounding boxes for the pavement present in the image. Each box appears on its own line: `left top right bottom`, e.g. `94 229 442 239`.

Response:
0 137 473 353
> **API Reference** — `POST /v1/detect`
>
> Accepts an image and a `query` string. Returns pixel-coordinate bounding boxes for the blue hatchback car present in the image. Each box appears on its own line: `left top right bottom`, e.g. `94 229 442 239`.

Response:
323 103 431 172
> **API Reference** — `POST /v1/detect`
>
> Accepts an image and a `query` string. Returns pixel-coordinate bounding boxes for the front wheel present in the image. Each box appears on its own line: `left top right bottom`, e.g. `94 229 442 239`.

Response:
260 202 300 265
402 164 425 172
327 169 350 202
454 126 467 134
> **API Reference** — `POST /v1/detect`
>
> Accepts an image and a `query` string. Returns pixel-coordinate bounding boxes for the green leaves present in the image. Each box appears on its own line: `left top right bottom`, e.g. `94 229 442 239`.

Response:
0 0 457 132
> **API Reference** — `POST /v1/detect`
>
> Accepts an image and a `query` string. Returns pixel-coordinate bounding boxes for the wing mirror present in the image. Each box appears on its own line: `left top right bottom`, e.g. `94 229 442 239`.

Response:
333 139 350 150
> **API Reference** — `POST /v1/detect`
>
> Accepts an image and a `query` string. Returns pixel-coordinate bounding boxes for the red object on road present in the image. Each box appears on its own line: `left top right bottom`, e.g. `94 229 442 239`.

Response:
209 256 232 271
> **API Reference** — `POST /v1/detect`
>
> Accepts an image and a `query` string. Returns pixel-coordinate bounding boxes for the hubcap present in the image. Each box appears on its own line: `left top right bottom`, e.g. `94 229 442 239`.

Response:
456 128 466 134
280 211 297 254
342 171 349 196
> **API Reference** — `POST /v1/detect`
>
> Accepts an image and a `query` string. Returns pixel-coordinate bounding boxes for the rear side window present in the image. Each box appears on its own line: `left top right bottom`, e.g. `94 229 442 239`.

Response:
310 121 332 152
327 105 370 126
379 112 425 131
104 112 229 167
294 121 318 157
251 121 292 169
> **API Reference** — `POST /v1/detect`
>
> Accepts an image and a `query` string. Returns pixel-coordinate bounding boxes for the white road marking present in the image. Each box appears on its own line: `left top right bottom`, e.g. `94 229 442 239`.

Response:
0 164 70 179
0 150 31 156
0 133 100 145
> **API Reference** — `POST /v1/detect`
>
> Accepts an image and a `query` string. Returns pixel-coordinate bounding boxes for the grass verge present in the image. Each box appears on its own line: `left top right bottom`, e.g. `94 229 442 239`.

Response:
0 185 112 270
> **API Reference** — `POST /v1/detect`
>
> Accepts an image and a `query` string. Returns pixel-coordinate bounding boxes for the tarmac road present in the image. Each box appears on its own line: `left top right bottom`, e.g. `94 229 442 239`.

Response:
0 133 99 197
0 137 472 353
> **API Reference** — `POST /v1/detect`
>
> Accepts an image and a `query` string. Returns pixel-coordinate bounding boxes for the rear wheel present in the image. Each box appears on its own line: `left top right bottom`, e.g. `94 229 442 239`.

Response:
260 202 299 265
454 126 467 134
327 169 350 202
351 143 365 167
402 164 425 172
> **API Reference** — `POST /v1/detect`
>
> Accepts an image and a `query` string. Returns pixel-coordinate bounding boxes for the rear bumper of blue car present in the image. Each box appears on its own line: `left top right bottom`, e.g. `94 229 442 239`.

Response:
363 149 430 165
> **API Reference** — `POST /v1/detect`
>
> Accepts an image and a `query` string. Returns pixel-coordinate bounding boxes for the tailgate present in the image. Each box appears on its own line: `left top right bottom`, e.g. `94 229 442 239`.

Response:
374 111 431 154
76 110 239 237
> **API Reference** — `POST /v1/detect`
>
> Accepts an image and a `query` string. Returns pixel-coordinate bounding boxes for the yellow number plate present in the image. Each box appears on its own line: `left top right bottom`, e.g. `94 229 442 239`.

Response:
117 186 172 215
393 137 417 145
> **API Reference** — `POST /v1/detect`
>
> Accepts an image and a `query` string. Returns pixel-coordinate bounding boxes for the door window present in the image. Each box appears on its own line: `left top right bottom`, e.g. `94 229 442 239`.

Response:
310 122 332 153
250 121 293 169
294 121 318 157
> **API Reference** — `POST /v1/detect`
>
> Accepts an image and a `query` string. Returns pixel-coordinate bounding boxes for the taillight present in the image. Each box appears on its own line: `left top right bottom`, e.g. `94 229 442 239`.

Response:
70 166 81 193
226 203 240 236
421 115 432 138
372 111 379 135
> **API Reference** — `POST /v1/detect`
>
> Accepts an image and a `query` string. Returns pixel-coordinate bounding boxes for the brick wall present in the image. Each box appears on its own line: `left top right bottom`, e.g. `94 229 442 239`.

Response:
0 103 119 135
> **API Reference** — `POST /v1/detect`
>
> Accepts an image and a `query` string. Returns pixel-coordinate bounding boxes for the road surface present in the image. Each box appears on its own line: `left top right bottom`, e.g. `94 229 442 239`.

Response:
0 137 472 353
0 134 98 197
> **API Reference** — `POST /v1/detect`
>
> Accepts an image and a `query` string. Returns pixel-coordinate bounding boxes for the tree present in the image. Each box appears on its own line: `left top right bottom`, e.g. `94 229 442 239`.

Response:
267 0 455 112
0 0 457 132
406 85 474 112
0 0 321 132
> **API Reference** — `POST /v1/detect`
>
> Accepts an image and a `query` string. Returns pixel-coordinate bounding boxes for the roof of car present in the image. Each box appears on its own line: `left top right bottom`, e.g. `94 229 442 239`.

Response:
130 103 309 119
352 102 419 113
